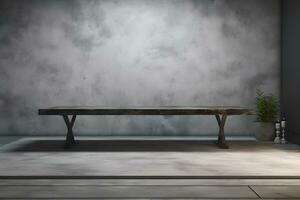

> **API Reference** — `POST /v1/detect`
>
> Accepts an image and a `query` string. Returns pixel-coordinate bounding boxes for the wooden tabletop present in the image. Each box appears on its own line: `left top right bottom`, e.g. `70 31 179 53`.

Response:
39 106 255 115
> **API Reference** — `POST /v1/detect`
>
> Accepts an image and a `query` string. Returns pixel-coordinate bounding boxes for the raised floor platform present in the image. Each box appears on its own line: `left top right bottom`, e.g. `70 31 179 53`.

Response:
0 136 299 199
0 136 299 177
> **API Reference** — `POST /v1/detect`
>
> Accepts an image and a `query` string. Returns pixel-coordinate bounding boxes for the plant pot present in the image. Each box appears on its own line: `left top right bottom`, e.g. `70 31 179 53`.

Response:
255 122 275 141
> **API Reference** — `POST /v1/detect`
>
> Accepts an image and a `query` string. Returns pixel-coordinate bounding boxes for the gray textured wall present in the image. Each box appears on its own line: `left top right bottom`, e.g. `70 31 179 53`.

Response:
0 0 279 136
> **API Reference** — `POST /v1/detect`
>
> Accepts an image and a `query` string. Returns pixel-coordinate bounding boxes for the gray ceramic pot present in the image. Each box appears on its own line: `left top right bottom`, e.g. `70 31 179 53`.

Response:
255 122 275 141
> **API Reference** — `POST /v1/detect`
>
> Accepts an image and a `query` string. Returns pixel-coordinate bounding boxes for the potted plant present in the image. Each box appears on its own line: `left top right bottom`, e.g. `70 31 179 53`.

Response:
255 90 279 141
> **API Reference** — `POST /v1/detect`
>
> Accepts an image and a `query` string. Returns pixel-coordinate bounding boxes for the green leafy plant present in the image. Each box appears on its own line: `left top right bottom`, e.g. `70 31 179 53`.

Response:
255 90 279 122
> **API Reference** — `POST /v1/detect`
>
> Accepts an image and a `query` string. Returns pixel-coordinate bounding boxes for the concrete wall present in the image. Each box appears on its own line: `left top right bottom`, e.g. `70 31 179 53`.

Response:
281 0 300 144
0 0 280 136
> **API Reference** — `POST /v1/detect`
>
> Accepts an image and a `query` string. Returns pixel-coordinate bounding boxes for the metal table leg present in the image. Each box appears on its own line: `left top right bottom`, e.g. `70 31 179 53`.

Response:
215 114 229 149
62 115 78 145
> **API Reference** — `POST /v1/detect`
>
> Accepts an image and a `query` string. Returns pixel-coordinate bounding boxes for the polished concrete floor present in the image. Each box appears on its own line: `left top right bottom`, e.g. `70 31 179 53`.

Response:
0 136 299 176
0 136 299 199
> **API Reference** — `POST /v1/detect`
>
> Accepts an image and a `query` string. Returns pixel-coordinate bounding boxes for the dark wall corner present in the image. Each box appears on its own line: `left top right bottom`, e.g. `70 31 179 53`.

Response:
281 0 300 144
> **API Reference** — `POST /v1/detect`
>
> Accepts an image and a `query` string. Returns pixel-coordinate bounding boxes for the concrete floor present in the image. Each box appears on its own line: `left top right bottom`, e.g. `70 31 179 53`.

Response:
1 178 300 199
0 136 300 199
0 136 299 176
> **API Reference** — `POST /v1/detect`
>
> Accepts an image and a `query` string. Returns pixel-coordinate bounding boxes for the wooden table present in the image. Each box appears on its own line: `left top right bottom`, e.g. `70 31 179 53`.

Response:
38 106 255 148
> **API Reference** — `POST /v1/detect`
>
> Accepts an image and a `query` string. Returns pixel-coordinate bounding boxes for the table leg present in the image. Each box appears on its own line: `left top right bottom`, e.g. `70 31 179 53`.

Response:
62 115 78 145
215 114 229 149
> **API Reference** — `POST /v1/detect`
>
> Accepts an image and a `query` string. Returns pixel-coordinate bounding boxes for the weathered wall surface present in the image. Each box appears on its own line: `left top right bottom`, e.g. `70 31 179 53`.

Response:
0 0 279 136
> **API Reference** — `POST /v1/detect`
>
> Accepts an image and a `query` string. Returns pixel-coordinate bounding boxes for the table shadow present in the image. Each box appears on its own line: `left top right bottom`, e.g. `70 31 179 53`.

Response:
3 139 297 153
4 140 222 152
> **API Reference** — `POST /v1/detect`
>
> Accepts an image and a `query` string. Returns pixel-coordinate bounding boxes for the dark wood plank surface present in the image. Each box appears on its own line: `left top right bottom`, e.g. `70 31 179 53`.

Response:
38 106 255 115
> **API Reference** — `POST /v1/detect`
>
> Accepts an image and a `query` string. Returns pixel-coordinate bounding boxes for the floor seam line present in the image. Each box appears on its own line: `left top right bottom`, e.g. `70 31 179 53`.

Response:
248 185 262 199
